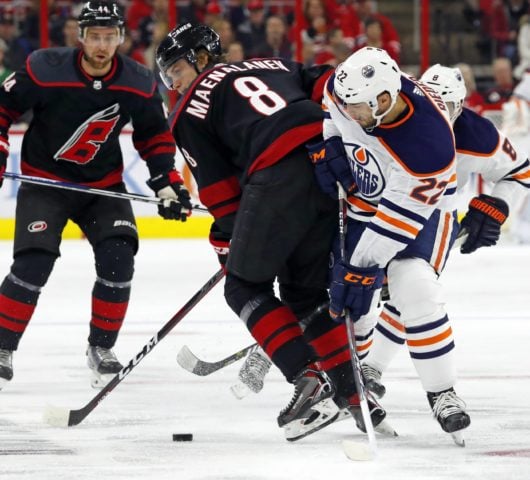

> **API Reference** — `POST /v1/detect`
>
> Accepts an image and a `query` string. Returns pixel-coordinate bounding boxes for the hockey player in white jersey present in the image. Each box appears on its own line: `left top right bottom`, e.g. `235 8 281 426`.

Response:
358 63 530 442
305 47 471 444
501 70 530 243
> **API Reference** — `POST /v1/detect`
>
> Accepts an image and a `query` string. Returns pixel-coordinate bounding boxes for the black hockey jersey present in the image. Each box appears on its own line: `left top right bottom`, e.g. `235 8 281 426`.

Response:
169 58 332 224
0 48 176 187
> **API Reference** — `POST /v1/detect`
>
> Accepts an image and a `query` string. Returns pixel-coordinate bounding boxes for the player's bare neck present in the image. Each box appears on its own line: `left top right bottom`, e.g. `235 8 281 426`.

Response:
381 96 407 125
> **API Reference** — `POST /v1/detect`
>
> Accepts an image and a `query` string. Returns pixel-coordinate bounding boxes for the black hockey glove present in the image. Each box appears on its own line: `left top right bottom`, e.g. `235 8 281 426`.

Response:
460 194 509 254
147 169 192 222
329 261 384 322
307 137 357 198
0 150 6 189
209 231 230 273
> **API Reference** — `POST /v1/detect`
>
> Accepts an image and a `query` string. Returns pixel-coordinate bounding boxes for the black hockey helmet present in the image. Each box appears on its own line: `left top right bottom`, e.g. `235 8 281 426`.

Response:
78 1 124 38
156 23 221 89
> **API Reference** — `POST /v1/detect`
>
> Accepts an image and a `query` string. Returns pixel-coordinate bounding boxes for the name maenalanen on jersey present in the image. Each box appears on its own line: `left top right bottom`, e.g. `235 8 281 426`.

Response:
185 59 290 119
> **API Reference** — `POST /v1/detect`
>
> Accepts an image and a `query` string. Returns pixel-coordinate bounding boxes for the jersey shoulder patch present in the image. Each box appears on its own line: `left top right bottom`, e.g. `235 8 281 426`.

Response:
113 55 156 95
453 108 499 155
27 47 79 84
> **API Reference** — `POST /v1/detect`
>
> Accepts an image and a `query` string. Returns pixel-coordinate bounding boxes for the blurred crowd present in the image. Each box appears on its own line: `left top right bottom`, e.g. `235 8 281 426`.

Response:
0 0 529 116
0 0 401 84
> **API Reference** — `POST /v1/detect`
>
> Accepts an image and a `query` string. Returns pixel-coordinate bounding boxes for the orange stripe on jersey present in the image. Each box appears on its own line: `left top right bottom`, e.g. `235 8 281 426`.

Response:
375 209 419 236
348 196 377 212
433 212 451 272
447 173 457 184
457 136 500 157
356 339 373 352
513 170 530 180
407 326 453 347
378 137 456 178
380 311 405 332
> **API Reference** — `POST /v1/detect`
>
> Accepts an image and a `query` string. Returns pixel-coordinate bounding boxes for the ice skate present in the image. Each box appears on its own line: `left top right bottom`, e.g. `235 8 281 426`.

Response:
361 363 386 399
428 388 470 447
283 397 340 441
86 345 123 389
343 392 398 437
277 367 334 428
0 348 13 390
230 347 272 399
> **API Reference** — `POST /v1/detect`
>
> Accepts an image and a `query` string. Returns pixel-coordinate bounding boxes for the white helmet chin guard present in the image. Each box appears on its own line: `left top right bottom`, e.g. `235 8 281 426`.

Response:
334 47 401 129
421 64 466 123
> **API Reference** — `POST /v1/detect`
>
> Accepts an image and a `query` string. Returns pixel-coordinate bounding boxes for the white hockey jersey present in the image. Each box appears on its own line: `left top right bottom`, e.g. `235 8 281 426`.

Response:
454 107 530 208
323 74 457 268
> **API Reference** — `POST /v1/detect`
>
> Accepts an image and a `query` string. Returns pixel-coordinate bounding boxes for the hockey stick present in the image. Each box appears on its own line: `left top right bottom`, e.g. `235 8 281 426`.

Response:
176 303 329 378
337 184 377 461
3 171 208 213
177 343 258 376
43 269 225 427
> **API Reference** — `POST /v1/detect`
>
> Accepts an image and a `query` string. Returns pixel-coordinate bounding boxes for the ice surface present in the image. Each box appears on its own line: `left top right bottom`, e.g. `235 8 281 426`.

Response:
0 239 529 479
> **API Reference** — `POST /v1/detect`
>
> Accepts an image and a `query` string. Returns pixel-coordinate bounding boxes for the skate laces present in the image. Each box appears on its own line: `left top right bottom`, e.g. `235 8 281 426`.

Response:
431 390 467 420
90 346 119 366
362 364 382 382
239 351 272 384
0 348 12 366
280 369 329 416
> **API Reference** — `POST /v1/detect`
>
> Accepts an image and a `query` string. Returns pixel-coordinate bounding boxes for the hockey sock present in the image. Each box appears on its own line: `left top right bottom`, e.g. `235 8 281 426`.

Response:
365 303 406 373
0 251 56 350
406 314 457 392
88 238 134 349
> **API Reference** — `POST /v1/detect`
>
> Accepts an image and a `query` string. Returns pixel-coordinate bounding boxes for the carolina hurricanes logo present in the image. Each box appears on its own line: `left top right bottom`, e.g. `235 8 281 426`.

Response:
28 221 47 233
54 104 120 165
345 144 385 198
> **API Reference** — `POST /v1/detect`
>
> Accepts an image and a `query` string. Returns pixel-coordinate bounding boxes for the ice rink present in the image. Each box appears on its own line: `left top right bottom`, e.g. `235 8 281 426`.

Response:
0 238 528 480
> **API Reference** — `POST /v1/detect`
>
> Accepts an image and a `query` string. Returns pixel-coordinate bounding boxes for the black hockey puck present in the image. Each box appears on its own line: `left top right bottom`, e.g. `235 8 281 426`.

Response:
172 433 193 442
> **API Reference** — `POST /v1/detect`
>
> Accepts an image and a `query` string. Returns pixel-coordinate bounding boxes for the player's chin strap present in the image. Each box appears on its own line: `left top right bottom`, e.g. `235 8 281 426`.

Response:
3 172 208 213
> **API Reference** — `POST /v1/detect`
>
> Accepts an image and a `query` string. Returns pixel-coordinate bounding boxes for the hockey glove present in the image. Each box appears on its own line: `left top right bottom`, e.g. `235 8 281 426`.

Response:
460 194 509 254
307 137 357 198
147 169 192 222
0 150 7 189
209 231 230 272
329 261 384 322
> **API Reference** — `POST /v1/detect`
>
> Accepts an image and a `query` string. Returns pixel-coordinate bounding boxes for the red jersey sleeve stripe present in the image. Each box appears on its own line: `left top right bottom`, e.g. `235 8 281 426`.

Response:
199 176 241 208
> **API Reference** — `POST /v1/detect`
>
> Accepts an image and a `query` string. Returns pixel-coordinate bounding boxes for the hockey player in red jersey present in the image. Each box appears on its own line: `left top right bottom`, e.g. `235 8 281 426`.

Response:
156 23 390 440
0 1 191 390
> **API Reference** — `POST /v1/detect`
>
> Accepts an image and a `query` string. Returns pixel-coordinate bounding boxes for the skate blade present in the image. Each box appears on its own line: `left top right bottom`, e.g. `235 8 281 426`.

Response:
342 440 376 461
285 411 340 442
230 382 252 399
375 420 398 437
43 406 70 427
0 377 10 391
450 430 466 447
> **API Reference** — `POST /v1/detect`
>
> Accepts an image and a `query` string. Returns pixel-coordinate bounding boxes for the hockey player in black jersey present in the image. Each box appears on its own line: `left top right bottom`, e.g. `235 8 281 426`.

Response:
0 1 191 390
157 23 388 440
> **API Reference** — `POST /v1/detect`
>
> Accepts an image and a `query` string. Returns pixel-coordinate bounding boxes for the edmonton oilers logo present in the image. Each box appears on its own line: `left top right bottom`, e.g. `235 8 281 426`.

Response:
362 65 375 78
346 144 385 199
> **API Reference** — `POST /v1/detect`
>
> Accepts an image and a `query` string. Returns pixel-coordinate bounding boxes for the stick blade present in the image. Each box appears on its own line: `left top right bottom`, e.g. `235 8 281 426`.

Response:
43 405 71 427
176 345 203 375
342 440 376 461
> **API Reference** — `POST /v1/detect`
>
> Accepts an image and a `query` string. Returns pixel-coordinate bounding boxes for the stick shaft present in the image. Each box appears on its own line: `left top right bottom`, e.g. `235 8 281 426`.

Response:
336 184 377 450
66 269 224 426
3 171 208 212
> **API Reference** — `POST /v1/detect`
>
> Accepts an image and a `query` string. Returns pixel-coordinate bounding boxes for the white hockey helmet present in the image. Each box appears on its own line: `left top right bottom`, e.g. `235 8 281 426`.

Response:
333 47 401 128
421 64 466 123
